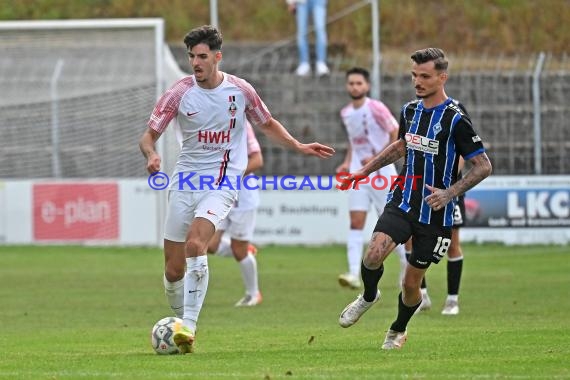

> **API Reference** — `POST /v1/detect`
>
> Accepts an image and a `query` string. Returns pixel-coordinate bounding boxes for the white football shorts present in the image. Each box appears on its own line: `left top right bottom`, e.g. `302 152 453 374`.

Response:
349 164 398 214
164 189 237 242
218 208 257 242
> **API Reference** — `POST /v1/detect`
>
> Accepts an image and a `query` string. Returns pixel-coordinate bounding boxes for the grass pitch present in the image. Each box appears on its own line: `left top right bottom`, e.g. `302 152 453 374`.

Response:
0 244 568 379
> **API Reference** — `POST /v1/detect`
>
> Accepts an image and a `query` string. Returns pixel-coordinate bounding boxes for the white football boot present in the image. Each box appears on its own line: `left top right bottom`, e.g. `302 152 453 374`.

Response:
339 290 380 328
338 273 362 289
381 329 408 350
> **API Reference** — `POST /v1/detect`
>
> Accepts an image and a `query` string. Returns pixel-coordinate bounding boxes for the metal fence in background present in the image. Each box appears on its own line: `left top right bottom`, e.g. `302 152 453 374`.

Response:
1 33 568 179
196 46 568 176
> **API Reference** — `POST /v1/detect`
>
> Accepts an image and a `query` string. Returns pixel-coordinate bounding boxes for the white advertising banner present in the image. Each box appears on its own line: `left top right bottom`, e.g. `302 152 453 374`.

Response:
251 176 570 246
0 181 5 243
253 189 376 245
0 176 568 246
0 179 160 245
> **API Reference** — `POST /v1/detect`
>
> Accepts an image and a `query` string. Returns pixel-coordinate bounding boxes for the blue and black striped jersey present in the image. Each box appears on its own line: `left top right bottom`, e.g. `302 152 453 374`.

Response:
388 97 485 227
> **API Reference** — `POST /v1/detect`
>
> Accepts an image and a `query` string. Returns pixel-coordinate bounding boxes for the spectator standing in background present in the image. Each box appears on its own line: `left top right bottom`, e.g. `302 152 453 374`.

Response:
287 0 330 77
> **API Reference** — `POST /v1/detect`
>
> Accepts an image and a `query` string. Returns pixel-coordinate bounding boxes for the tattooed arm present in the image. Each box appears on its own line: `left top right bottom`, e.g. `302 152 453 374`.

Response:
425 152 492 211
448 153 492 197
336 139 406 190
361 139 407 177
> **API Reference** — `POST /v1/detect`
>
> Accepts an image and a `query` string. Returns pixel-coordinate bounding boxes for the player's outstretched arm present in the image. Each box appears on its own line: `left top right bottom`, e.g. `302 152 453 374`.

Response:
258 118 335 158
362 139 406 176
425 152 492 211
139 127 162 174
337 139 406 190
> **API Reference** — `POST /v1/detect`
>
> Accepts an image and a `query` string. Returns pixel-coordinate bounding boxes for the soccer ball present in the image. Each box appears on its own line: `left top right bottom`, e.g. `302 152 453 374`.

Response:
150 317 182 355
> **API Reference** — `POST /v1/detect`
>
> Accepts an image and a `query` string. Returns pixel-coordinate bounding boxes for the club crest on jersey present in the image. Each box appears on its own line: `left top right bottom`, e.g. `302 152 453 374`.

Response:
228 95 237 117
433 122 442 136
405 132 439 154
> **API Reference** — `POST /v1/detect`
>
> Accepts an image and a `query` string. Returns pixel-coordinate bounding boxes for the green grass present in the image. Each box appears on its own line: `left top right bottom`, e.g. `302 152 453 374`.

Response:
0 244 569 379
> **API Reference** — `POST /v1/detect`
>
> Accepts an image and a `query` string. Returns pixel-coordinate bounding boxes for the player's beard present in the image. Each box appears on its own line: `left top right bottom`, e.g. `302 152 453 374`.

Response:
350 93 366 100
194 69 206 82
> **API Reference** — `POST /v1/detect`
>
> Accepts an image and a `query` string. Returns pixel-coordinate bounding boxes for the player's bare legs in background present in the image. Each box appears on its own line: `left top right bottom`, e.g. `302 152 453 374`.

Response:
208 231 261 306
411 226 463 315
338 210 367 289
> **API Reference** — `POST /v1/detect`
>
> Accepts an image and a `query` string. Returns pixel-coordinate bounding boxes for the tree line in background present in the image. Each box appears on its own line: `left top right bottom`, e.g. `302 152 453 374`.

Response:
1 0 568 55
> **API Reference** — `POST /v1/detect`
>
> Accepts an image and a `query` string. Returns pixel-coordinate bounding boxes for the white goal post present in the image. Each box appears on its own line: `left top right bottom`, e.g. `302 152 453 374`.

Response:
0 18 165 179
0 18 171 245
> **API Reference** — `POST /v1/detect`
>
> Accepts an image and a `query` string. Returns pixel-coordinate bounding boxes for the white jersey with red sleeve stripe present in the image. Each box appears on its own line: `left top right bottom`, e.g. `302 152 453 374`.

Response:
147 73 272 191
340 97 398 173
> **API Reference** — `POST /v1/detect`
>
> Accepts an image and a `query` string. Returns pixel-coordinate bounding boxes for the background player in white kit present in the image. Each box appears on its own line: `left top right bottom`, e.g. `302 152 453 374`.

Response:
336 67 407 290
207 122 263 307
139 25 334 354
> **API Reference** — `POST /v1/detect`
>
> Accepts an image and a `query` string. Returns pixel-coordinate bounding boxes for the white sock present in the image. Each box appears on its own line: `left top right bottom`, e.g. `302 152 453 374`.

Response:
347 229 364 276
447 294 458 302
216 235 233 257
183 255 209 332
395 244 407 287
421 288 429 296
163 274 185 318
239 254 259 296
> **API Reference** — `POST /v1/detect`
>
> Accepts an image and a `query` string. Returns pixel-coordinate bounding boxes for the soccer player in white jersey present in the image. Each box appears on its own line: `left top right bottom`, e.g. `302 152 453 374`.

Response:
207 122 263 307
139 25 334 354
336 67 407 290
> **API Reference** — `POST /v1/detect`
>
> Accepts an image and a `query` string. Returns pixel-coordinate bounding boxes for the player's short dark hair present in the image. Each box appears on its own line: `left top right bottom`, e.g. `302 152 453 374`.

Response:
411 48 448 71
346 67 370 82
184 25 223 51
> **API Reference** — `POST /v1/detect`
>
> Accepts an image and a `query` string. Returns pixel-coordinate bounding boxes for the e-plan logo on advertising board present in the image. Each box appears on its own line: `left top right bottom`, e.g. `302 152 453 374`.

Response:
33 183 119 240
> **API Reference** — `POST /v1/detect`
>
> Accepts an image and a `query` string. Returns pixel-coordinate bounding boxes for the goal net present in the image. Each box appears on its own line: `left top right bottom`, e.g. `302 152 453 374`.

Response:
0 19 165 179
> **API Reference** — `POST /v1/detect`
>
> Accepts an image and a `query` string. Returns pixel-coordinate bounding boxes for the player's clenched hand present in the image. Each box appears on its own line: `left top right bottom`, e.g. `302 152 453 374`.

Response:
146 153 162 174
424 184 453 211
299 143 335 158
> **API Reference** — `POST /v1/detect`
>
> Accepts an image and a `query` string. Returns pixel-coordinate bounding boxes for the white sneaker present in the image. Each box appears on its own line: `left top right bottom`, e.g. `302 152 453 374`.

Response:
415 292 432 314
338 290 380 328
315 61 330 76
338 273 361 289
381 329 407 350
294 62 311 77
441 300 459 315
235 292 262 307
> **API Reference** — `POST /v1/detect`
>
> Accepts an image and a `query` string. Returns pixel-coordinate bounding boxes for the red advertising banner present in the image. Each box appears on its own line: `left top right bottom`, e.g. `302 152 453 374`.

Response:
33 183 119 240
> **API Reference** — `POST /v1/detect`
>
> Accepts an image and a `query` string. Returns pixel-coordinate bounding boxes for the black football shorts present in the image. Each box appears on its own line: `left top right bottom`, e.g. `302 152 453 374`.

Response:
374 203 452 269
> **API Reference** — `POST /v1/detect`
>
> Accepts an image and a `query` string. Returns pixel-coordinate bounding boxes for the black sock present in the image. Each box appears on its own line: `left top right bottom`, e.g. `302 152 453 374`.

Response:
361 261 384 302
390 292 421 332
447 258 463 295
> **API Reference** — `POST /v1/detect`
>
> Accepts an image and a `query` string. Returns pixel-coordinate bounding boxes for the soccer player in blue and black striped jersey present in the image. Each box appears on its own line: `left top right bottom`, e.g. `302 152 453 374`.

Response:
338 48 492 349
